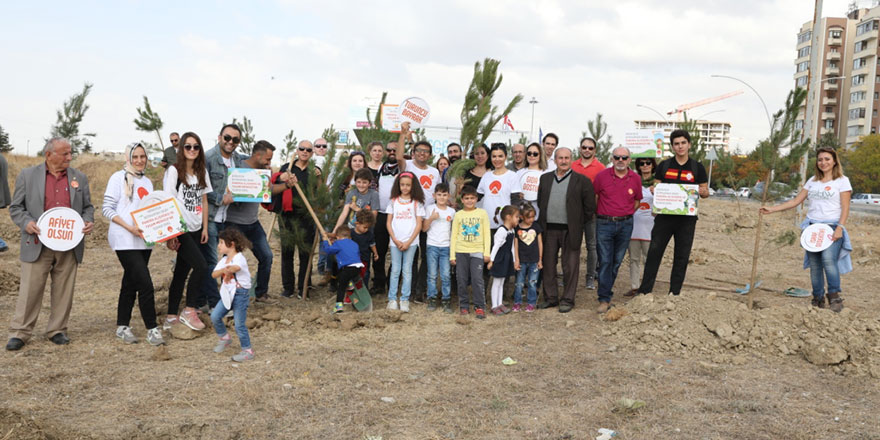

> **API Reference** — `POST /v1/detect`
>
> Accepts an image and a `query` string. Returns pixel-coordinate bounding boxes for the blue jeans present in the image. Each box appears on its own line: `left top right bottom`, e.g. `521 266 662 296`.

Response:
199 221 225 308
225 221 273 298
597 217 634 303
426 245 451 300
514 262 540 305
211 287 251 349
0 237 7 249
807 225 843 299
388 245 418 302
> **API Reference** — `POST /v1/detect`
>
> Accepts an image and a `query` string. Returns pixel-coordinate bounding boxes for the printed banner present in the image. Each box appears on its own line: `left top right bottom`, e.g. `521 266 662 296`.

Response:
130 198 187 246
37 207 85 252
652 183 699 216
624 129 664 158
381 104 401 132
227 168 272 203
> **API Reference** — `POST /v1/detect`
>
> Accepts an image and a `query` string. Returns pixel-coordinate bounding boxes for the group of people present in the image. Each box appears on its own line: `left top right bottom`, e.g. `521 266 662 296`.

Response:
2 120 853 360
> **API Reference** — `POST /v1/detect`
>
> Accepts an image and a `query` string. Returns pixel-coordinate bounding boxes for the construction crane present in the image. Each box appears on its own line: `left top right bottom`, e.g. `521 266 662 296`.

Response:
667 90 744 116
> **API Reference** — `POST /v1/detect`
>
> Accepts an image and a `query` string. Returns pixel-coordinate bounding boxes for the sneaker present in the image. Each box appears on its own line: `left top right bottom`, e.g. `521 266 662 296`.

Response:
146 327 165 346
525 304 536 312
512 303 522 312
162 315 178 331
296 290 304 300
232 349 255 362
491 307 504 316
387 300 398 311
499 304 511 314
334 302 344 313
179 308 205 331
115 326 138 344
586 277 596 290
214 336 232 353
400 300 410 313
460 308 469 315
255 295 278 304
442 300 453 314
597 302 611 314
427 297 439 311
475 308 486 319
280 290 295 299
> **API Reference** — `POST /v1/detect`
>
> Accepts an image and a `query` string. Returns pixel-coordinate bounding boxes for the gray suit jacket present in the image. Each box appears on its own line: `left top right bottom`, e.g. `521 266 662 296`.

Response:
9 163 94 263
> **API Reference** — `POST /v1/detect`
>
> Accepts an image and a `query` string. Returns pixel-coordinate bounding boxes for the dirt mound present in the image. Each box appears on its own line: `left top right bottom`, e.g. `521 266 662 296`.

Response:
0 266 20 296
605 293 880 377
0 408 61 440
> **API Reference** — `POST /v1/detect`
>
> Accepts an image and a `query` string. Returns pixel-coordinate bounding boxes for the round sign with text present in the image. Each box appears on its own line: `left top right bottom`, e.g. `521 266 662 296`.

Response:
37 207 85 252
800 223 834 253
398 97 431 127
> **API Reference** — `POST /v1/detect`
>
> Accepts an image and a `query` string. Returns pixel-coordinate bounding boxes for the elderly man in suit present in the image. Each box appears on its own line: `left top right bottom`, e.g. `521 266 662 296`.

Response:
6 138 94 351
536 146 595 313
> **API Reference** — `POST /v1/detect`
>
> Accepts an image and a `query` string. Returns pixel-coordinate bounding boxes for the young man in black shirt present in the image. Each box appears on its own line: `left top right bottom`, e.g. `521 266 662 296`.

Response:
637 129 709 296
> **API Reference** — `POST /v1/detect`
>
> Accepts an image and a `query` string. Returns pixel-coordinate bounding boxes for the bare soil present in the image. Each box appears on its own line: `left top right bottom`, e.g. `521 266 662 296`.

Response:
1 156 879 439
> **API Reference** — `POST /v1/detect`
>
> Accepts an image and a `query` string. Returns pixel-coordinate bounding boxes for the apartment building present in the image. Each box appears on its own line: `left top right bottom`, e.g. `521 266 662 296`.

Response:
633 119 732 154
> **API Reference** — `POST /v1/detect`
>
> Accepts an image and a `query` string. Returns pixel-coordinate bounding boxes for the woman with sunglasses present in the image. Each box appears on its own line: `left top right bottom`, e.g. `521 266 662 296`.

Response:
761 147 852 312
512 142 547 219
162 132 211 331
626 157 657 297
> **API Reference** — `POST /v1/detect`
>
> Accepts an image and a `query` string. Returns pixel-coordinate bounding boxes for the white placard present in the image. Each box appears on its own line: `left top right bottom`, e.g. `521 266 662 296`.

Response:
37 207 85 251
800 223 834 252
652 183 699 216
398 97 431 127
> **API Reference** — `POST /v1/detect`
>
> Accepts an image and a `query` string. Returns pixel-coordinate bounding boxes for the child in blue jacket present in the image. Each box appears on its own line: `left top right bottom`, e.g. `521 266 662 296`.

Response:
320 227 364 313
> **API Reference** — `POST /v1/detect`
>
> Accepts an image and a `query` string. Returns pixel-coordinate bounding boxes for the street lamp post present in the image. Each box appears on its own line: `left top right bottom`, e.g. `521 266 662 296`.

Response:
711 74 772 129
529 97 538 143
635 104 668 123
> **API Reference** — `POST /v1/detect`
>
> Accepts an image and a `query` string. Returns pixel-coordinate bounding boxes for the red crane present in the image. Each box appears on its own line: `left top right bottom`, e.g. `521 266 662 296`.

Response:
667 90 744 116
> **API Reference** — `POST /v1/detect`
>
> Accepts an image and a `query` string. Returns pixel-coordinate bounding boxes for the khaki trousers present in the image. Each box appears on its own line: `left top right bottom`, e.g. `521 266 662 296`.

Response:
8 247 78 341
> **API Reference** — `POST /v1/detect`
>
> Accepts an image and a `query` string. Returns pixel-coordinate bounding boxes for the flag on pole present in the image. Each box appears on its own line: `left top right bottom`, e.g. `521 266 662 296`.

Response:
502 115 515 132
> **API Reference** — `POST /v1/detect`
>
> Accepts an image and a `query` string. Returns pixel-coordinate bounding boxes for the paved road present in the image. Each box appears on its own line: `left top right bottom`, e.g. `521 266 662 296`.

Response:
710 195 880 216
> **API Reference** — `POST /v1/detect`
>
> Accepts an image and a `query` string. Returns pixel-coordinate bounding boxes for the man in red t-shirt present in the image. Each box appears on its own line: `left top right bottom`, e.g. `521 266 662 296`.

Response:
571 137 605 290
592 147 641 313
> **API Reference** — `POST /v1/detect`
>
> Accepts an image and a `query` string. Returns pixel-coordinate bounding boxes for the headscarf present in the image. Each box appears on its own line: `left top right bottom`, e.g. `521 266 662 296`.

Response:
123 142 146 199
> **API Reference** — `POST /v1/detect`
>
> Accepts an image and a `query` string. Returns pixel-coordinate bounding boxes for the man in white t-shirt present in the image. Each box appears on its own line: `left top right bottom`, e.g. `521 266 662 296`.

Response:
399 136 439 301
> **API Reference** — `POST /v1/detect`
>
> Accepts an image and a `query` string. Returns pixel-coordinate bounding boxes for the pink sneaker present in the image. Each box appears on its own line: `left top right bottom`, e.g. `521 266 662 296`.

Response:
525 304 536 312
179 308 205 330
512 303 522 312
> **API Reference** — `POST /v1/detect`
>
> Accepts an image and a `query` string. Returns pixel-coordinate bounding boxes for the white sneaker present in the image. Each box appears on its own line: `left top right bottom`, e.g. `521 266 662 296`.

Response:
163 315 178 331
146 327 165 346
115 326 138 344
399 300 410 313
386 300 398 310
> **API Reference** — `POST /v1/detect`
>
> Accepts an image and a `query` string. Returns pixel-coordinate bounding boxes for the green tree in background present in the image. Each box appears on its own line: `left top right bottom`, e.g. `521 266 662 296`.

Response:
0 124 12 153
133 96 165 150
231 116 255 155
459 58 523 155
280 130 297 163
353 92 400 147
843 134 880 192
322 123 340 148
583 112 614 163
50 83 95 155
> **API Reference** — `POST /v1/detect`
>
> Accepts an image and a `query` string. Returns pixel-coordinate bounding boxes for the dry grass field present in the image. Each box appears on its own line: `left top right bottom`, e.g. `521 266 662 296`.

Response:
0 155 879 439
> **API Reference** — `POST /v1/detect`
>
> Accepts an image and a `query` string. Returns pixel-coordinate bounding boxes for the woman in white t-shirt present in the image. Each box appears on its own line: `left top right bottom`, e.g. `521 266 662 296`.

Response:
512 142 547 219
626 157 656 296
761 147 852 311
477 144 519 230
102 142 164 346
162 132 212 331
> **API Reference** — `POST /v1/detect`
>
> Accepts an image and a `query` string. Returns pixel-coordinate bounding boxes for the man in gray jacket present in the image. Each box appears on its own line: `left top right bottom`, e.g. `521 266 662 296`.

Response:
6 138 94 350
0 152 11 252
202 124 244 310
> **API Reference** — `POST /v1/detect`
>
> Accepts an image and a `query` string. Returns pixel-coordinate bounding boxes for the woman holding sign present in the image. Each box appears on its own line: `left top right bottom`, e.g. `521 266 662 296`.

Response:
103 143 165 345
761 147 852 312
163 132 212 331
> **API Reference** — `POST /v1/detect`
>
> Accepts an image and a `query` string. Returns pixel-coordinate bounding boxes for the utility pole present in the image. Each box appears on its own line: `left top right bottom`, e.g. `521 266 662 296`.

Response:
529 97 538 143
799 0 823 220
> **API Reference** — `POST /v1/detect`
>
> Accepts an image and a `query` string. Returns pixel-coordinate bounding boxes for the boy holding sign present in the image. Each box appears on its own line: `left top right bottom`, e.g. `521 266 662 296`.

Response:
635 130 709 297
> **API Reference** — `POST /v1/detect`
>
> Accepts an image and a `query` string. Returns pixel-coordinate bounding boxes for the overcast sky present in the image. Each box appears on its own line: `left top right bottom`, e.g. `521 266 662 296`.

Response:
0 0 858 158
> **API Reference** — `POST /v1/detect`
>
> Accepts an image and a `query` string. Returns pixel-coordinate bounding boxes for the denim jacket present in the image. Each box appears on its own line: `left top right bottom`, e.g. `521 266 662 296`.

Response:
205 144 245 220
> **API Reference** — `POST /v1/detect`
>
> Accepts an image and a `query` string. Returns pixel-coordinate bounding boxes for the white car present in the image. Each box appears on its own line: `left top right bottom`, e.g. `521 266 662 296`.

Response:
851 193 880 205
736 187 750 198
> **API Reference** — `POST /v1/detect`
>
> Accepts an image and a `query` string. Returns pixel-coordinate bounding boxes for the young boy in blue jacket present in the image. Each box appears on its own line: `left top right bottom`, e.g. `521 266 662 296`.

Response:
321 227 365 313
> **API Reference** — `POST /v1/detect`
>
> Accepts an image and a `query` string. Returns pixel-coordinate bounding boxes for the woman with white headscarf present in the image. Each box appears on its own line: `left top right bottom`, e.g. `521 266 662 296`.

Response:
102 142 164 346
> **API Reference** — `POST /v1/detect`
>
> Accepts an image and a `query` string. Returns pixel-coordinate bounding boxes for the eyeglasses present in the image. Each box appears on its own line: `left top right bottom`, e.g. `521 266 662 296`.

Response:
581 145 595 150
315 144 328 149
637 161 652 166
183 144 201 151
386 148 396 153
298 147 313 153
223 135 241 144
612 155 630 161
527 152 540 157
415 148 431 154
170 139 179 143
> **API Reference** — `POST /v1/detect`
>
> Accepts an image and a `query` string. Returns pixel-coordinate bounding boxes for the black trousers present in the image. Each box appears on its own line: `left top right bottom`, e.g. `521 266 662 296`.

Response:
410 231 428 301
336 266 362 303
169 231 208 315
638 215 697 295
115 249 157 329
279 213 316 294
373 212 390 290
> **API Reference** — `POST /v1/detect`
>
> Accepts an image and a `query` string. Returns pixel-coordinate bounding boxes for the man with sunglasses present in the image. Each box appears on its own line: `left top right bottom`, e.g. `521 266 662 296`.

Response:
202 124 245 310
592 147 642 313
506 143 526 172
636 129 709 297
399 125 439 302
160 132 180 169
312 138 329 172
571 137 605 290
272 140 320 298
374 139 404 292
